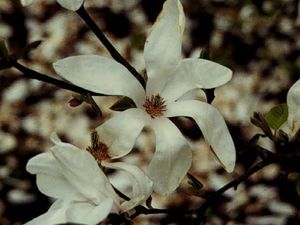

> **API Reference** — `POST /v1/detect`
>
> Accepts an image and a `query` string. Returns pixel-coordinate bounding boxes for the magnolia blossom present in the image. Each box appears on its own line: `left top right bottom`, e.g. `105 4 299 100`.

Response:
287 79 300 136
53 0 236 195
25 134 153 225
20 0 84 11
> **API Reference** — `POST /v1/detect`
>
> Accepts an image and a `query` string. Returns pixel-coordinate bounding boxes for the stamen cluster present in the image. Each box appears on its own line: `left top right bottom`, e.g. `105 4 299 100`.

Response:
86 130 109 162
143 94 167 118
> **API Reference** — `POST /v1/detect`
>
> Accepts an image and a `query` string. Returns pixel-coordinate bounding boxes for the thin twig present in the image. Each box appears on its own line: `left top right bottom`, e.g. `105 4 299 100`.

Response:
76 6 145 88
130 158 276 224
12 61 103 96
192 159 274 224
131 205 192 219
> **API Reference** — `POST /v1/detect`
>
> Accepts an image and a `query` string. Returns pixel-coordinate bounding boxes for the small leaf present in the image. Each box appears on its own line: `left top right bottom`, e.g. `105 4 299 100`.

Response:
11 40 43 60
187 173 203 190
146 196 153 209
265 103 288 130
69 98 83 107
296 179 300 196
277 129 289 144
287 173 300 181
249 133 266 144
110 96 136 111
27 40 43 50
199 47 210 60
81 93 102 117
251 112 274 139
0 39 10 62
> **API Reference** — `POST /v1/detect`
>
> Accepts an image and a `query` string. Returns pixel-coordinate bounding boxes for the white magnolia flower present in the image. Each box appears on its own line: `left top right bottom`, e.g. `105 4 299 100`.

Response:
287 79 300 136
25 134 153 225
20 0 84 11
53 0 236 195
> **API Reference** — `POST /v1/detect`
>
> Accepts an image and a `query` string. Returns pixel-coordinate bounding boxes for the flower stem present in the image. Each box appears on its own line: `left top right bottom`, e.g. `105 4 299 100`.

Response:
12 61 102 96
192 159 274 224
76 6 146 88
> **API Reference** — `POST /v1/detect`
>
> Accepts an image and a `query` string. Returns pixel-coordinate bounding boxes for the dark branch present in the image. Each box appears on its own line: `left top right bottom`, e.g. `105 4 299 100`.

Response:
76 6 145 88
192 159 274 224
12 61 103 96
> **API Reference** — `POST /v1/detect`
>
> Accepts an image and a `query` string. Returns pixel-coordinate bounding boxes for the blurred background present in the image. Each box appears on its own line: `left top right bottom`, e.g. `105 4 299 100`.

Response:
0 0 300 224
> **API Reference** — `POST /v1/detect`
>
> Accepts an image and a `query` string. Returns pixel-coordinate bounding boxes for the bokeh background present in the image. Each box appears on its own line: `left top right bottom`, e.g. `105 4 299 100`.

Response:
0 0 300 224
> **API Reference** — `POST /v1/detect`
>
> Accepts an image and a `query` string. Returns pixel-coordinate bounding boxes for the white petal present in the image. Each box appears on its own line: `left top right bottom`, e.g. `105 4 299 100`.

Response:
50 142 117 204
144 0 185 96
148 118 192 195
25 200 67 225
287 79 300 135
180 58 233 88
53 55 145 107
56 0 84 11
26 152 85 201
161 58 233 101
25 199 114 225
102 161 153 212
166 100 236 172
64 199 114 224
96 108 147 159
20 0 33 6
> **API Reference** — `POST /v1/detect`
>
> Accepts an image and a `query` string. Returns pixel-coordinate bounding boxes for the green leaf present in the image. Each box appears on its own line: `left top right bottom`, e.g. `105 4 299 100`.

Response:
265 103 288 130
187 173 203 190
110 96 136 111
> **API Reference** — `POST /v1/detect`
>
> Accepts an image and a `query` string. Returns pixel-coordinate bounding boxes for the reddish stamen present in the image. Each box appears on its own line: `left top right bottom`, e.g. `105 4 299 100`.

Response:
143 94 167 118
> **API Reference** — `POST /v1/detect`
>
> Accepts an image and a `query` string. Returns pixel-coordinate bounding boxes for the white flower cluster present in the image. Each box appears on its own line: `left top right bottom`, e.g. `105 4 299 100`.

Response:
22 0 238 224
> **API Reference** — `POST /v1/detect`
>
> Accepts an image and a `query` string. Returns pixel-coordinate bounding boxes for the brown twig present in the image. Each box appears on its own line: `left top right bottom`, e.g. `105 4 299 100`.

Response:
76 6 145 88
12 61 103 96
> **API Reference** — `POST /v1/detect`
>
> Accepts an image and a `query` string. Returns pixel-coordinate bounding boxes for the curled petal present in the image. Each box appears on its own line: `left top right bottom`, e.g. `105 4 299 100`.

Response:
27 139 118 205
96 108 147 159
53 55 145 107
50 142 117 204
144 0 185 96
287 79 300 135
57 0 85 11
26 152 85 201
166 100 236 172
148 118 192 195
162 58 232 101
102 161 153 212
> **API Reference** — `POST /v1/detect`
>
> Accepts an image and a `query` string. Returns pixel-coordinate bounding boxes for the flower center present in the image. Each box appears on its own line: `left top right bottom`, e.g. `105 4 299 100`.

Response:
143 94 167 118
86 130 110 162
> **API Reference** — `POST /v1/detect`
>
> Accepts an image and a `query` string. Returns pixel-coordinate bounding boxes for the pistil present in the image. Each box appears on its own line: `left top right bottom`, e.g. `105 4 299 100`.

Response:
143 94 167 118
